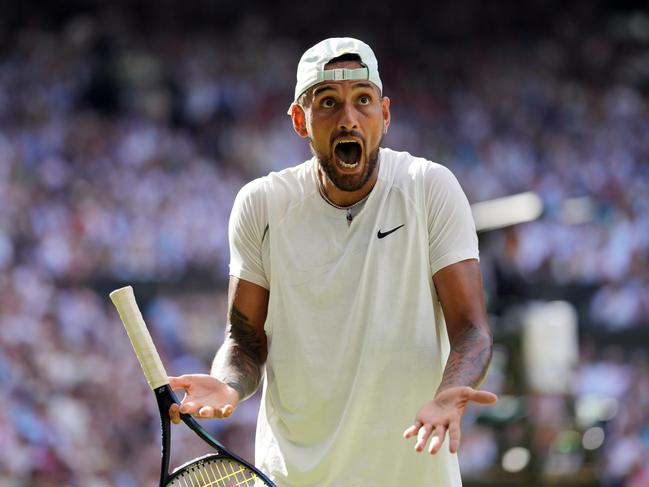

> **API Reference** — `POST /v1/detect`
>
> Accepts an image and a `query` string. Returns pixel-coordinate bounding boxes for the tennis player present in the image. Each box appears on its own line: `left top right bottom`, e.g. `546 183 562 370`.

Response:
169 37 497 486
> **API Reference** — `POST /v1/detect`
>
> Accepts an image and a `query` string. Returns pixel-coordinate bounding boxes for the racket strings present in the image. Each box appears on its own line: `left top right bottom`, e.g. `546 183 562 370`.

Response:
168 457 271 487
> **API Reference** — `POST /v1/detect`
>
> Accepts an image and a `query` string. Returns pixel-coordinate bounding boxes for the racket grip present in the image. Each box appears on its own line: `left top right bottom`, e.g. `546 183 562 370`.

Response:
110 286 169 390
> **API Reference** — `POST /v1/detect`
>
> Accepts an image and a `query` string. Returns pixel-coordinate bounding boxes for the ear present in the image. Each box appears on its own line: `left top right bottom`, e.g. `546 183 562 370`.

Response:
381 96 391 134
291 104 309 138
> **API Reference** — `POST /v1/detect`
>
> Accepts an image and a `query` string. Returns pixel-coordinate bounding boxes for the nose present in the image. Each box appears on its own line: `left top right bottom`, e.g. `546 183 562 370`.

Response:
338 102 359 132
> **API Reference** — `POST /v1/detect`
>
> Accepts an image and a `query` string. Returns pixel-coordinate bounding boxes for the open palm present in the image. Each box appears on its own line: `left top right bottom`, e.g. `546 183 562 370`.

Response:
403 386 497 454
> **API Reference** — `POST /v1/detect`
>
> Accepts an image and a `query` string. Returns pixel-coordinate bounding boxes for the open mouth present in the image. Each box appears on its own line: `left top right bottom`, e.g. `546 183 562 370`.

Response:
334 140 362 168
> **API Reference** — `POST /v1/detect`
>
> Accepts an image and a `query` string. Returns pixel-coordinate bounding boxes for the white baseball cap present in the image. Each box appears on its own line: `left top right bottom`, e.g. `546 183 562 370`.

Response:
288 37 383 114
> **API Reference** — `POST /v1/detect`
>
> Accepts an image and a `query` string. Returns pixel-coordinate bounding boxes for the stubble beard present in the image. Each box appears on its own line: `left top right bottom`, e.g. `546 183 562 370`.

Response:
310 136 383 192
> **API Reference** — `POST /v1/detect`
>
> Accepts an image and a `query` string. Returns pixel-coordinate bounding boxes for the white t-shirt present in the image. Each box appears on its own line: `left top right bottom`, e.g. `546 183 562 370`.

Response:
229 148 479 487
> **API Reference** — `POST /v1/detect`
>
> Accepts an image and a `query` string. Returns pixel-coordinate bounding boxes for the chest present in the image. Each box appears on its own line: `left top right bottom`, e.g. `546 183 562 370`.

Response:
270 187 427 288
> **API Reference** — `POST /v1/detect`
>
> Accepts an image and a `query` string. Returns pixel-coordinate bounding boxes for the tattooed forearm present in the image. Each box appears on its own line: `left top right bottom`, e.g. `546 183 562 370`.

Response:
438 325 492 393
211 305 267 401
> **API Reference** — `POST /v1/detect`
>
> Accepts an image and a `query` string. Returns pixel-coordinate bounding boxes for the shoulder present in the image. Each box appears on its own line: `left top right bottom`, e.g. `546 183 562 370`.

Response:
235 159 314 203
235 175 267 202
266 159 313 188
380 147 459 190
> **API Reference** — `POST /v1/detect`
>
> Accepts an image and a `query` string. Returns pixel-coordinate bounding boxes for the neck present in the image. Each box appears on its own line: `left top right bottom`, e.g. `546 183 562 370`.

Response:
316 163 380 208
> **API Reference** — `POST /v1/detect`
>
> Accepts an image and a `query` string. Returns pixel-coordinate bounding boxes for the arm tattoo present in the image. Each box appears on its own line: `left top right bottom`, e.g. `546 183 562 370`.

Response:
438 325 492 392
212 305 267 401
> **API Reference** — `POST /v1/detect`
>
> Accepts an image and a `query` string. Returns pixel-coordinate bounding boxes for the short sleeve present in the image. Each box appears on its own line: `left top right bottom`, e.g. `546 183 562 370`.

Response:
426 165 479 276
228 178 270 289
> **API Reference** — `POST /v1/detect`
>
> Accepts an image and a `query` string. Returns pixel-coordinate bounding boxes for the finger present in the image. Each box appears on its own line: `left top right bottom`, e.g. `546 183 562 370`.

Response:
198 406 215 418
428 425 447 455
220 404 234 418
169 404 181 424
448 420 461 453
204 404 234 419
403 420 423 439
414 424 433 452
179 401 199 415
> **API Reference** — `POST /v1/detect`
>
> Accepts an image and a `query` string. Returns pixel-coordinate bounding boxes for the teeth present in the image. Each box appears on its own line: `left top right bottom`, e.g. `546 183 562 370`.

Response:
335 139 360 148
339 160 358 168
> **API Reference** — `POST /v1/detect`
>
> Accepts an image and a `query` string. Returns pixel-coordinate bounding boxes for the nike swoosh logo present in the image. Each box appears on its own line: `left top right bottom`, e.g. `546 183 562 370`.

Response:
377 224 405 239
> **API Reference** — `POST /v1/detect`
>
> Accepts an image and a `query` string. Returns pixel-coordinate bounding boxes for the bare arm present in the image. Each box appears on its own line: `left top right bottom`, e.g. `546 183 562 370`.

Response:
211 276 270 401
404 259 497 454
434 258 492 392
169 276 269 422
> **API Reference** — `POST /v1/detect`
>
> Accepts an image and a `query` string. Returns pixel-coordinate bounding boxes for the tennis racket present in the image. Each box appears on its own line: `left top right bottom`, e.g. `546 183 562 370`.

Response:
110 285 276 487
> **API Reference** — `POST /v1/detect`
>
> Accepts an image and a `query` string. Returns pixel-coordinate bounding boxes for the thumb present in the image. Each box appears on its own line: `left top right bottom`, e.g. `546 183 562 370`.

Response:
168 375 192 391
468 390 498 404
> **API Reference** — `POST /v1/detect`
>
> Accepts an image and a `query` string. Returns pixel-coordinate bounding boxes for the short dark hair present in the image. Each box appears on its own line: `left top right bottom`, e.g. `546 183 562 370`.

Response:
296 53 364 109
325 53 362 66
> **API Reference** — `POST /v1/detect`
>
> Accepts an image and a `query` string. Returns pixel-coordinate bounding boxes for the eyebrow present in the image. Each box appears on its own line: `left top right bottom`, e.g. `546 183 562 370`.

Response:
350 82 375 91
312 82 376 98
313 85 337 97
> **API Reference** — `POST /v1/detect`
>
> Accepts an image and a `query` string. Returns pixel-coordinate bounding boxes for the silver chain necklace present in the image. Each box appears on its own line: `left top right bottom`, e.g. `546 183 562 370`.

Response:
316 175 371 225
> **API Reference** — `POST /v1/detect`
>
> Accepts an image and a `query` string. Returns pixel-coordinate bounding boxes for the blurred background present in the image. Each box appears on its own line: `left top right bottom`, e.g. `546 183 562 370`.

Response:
1 0 649 485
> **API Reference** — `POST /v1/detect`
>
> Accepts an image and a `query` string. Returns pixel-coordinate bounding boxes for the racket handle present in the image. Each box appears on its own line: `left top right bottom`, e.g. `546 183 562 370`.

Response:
110 286 169 390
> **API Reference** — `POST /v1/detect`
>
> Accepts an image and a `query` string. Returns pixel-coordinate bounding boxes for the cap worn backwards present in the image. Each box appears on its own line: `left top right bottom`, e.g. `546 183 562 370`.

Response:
288 37 383 114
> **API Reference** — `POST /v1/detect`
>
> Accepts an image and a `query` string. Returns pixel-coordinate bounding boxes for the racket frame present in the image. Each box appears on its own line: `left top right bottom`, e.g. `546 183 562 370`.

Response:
110 286 275 487
156 383 275 486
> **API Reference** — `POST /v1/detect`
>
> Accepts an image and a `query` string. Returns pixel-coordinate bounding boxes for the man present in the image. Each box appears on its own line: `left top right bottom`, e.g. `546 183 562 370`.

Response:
169 37 497 486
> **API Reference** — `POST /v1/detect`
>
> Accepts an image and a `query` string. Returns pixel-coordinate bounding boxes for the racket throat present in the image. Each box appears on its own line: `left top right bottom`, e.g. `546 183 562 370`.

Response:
156 385 178 486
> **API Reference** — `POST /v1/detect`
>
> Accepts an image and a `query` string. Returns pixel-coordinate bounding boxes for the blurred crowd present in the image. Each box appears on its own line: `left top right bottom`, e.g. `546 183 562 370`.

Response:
1 3 649 486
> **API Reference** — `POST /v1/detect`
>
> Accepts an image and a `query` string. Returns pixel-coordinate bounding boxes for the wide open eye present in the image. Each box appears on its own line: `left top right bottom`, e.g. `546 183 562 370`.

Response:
321 98 336 108
358 95 371 105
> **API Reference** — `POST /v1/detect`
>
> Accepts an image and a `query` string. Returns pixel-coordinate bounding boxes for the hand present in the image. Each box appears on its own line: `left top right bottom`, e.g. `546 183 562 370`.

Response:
168 374 240 424
403 386 497 455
